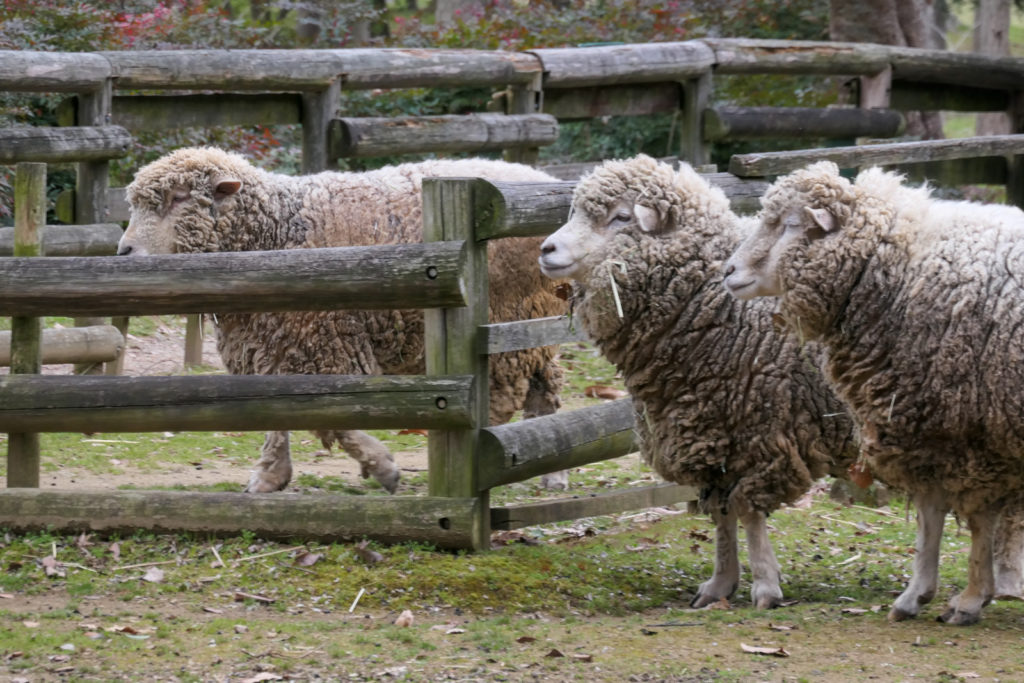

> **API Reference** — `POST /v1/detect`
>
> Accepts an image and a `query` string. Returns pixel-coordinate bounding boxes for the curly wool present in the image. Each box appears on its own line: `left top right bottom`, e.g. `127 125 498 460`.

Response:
761 162 1024 515
126 147 567 428
570 155 857 515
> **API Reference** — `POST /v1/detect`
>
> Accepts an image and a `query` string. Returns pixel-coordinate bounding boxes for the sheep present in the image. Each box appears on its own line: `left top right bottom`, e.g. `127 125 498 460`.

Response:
723 161 1024 624
118 147 569 494
538 154 859 608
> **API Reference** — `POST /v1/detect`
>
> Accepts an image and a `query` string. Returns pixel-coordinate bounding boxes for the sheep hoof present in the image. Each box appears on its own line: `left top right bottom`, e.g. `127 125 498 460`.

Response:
752 588 784 609
887 606 918 622
937 608 981 626
244 471 290 493
375 468 401 494
539 471 569 490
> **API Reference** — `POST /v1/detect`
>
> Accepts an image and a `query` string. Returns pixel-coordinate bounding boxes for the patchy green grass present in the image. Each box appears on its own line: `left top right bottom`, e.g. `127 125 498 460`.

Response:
3 499 1024 681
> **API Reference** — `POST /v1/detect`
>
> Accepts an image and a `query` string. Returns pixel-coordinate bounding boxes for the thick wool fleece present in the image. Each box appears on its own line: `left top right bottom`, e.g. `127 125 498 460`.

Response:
126 147 566 428
762 162 1024 515
570 156 857 515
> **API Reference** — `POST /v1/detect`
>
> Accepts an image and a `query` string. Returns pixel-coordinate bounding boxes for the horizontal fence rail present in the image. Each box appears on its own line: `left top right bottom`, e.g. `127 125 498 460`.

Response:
0 224 121 257
0 325 123 367
0 374 473 433
330 113 559 158
478 398 638 490
0 126 131 163
704 106 906 141
0 243 467 317
729 133 1024 176
0 490 484 549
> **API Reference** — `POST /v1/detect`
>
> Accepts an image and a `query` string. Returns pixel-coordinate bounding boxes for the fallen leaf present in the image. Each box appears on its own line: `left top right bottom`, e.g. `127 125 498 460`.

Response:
353 540 384 565
22 621 39 629
572 654 593 662
142 567 165 583
394 610 414 627
545 648 565 658
0 593 13 600
239 674 283 683
841 607 868 615
234 624 248 634
740 643 790 657
516 636 537 643
954 673 980 679
491 530 540 548
41 555 65 578
234 591 275 604
294 550 323 567
75 533 93 550
397 429 428 436
445 628 465 635
768 623 795 632
848 460 873 488
701 597 731 610
584 385 628 400
202 606 224 614
109 542 121 561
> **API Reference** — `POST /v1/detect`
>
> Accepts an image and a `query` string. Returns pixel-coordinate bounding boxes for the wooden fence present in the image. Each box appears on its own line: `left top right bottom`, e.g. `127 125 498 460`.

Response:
3 40 1024 548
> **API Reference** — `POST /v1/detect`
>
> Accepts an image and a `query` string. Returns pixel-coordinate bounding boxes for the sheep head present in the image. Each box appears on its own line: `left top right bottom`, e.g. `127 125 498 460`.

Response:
723 161 852 301
538 155 688 281
118 147 247 256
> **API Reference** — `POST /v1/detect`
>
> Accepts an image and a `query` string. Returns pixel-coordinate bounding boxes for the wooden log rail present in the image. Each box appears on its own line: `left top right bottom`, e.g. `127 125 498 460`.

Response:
729 133 1024 177
0 490 483 549
0 325 123 367
0 242 466 317
0 374 471 433
0 126 131 163
704 106 905 141
0 224 121 257
329 113 559 158
478 398 637 489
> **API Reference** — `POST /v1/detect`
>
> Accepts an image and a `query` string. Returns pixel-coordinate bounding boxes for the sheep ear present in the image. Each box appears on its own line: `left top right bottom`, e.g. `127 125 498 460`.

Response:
804 206 836 233
634 204 662 233
213 177 242 200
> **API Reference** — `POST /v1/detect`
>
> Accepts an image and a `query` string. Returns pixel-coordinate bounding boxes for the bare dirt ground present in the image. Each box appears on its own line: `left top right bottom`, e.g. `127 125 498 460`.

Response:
15 319 431 491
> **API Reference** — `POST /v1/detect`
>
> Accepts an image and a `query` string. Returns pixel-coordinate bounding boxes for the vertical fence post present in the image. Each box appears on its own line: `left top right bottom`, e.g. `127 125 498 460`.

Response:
1008 91 1024 210
680 70 712 167
8 162 46 488
74 82 113 375
302 78 342 173
422 178 490 551
504 72 543 166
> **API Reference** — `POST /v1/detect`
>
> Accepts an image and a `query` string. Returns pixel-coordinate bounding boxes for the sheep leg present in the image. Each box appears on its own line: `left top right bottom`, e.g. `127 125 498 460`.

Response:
889 489 949 621
245 430 293 492
741 510 784 609
939 509 997 625
993 507 1024 600
332 430 401 494
522 367 570 491
691 506 740 607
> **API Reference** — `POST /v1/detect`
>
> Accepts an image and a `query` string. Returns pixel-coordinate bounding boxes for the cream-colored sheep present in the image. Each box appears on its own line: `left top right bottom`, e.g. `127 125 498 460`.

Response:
119 147 568 493
539 155 859 608
725 162 1024 625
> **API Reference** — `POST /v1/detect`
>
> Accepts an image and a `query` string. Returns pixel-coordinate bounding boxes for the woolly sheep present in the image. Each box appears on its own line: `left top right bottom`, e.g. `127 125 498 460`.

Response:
538 155 858 608
118 147 568 493
724 161 1024 624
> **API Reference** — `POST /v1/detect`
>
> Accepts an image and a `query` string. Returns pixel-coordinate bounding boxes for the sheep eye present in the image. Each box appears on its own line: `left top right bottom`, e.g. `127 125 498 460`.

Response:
612 210 631 223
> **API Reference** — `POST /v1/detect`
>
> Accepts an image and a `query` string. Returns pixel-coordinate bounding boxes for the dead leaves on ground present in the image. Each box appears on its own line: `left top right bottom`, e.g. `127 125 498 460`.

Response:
583 385 628 400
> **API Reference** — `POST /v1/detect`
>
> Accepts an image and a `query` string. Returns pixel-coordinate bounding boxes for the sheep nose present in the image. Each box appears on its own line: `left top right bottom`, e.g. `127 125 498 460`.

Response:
724 263 735 277
117 245 133 256
540 242 556 255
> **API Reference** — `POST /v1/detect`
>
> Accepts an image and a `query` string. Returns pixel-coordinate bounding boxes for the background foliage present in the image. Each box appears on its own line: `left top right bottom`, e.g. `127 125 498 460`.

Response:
0 0 832 223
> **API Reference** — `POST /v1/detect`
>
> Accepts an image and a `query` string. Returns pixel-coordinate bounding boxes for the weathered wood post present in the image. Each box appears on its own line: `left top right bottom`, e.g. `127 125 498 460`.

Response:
504 72 544 166
8 162 45 487
422 178 490 551
302 78 342 173
1008 91 1024 210
681 71 712 166
74 81 115 375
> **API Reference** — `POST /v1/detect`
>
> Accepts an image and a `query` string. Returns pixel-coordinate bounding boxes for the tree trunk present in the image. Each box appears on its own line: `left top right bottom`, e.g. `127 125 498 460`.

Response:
975 0 1012 136
829 0 946 139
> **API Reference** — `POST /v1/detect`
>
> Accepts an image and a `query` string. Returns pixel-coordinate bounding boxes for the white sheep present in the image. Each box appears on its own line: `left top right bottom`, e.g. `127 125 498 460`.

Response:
538 155 858 608
724 161 1024 624
118 147 569 493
